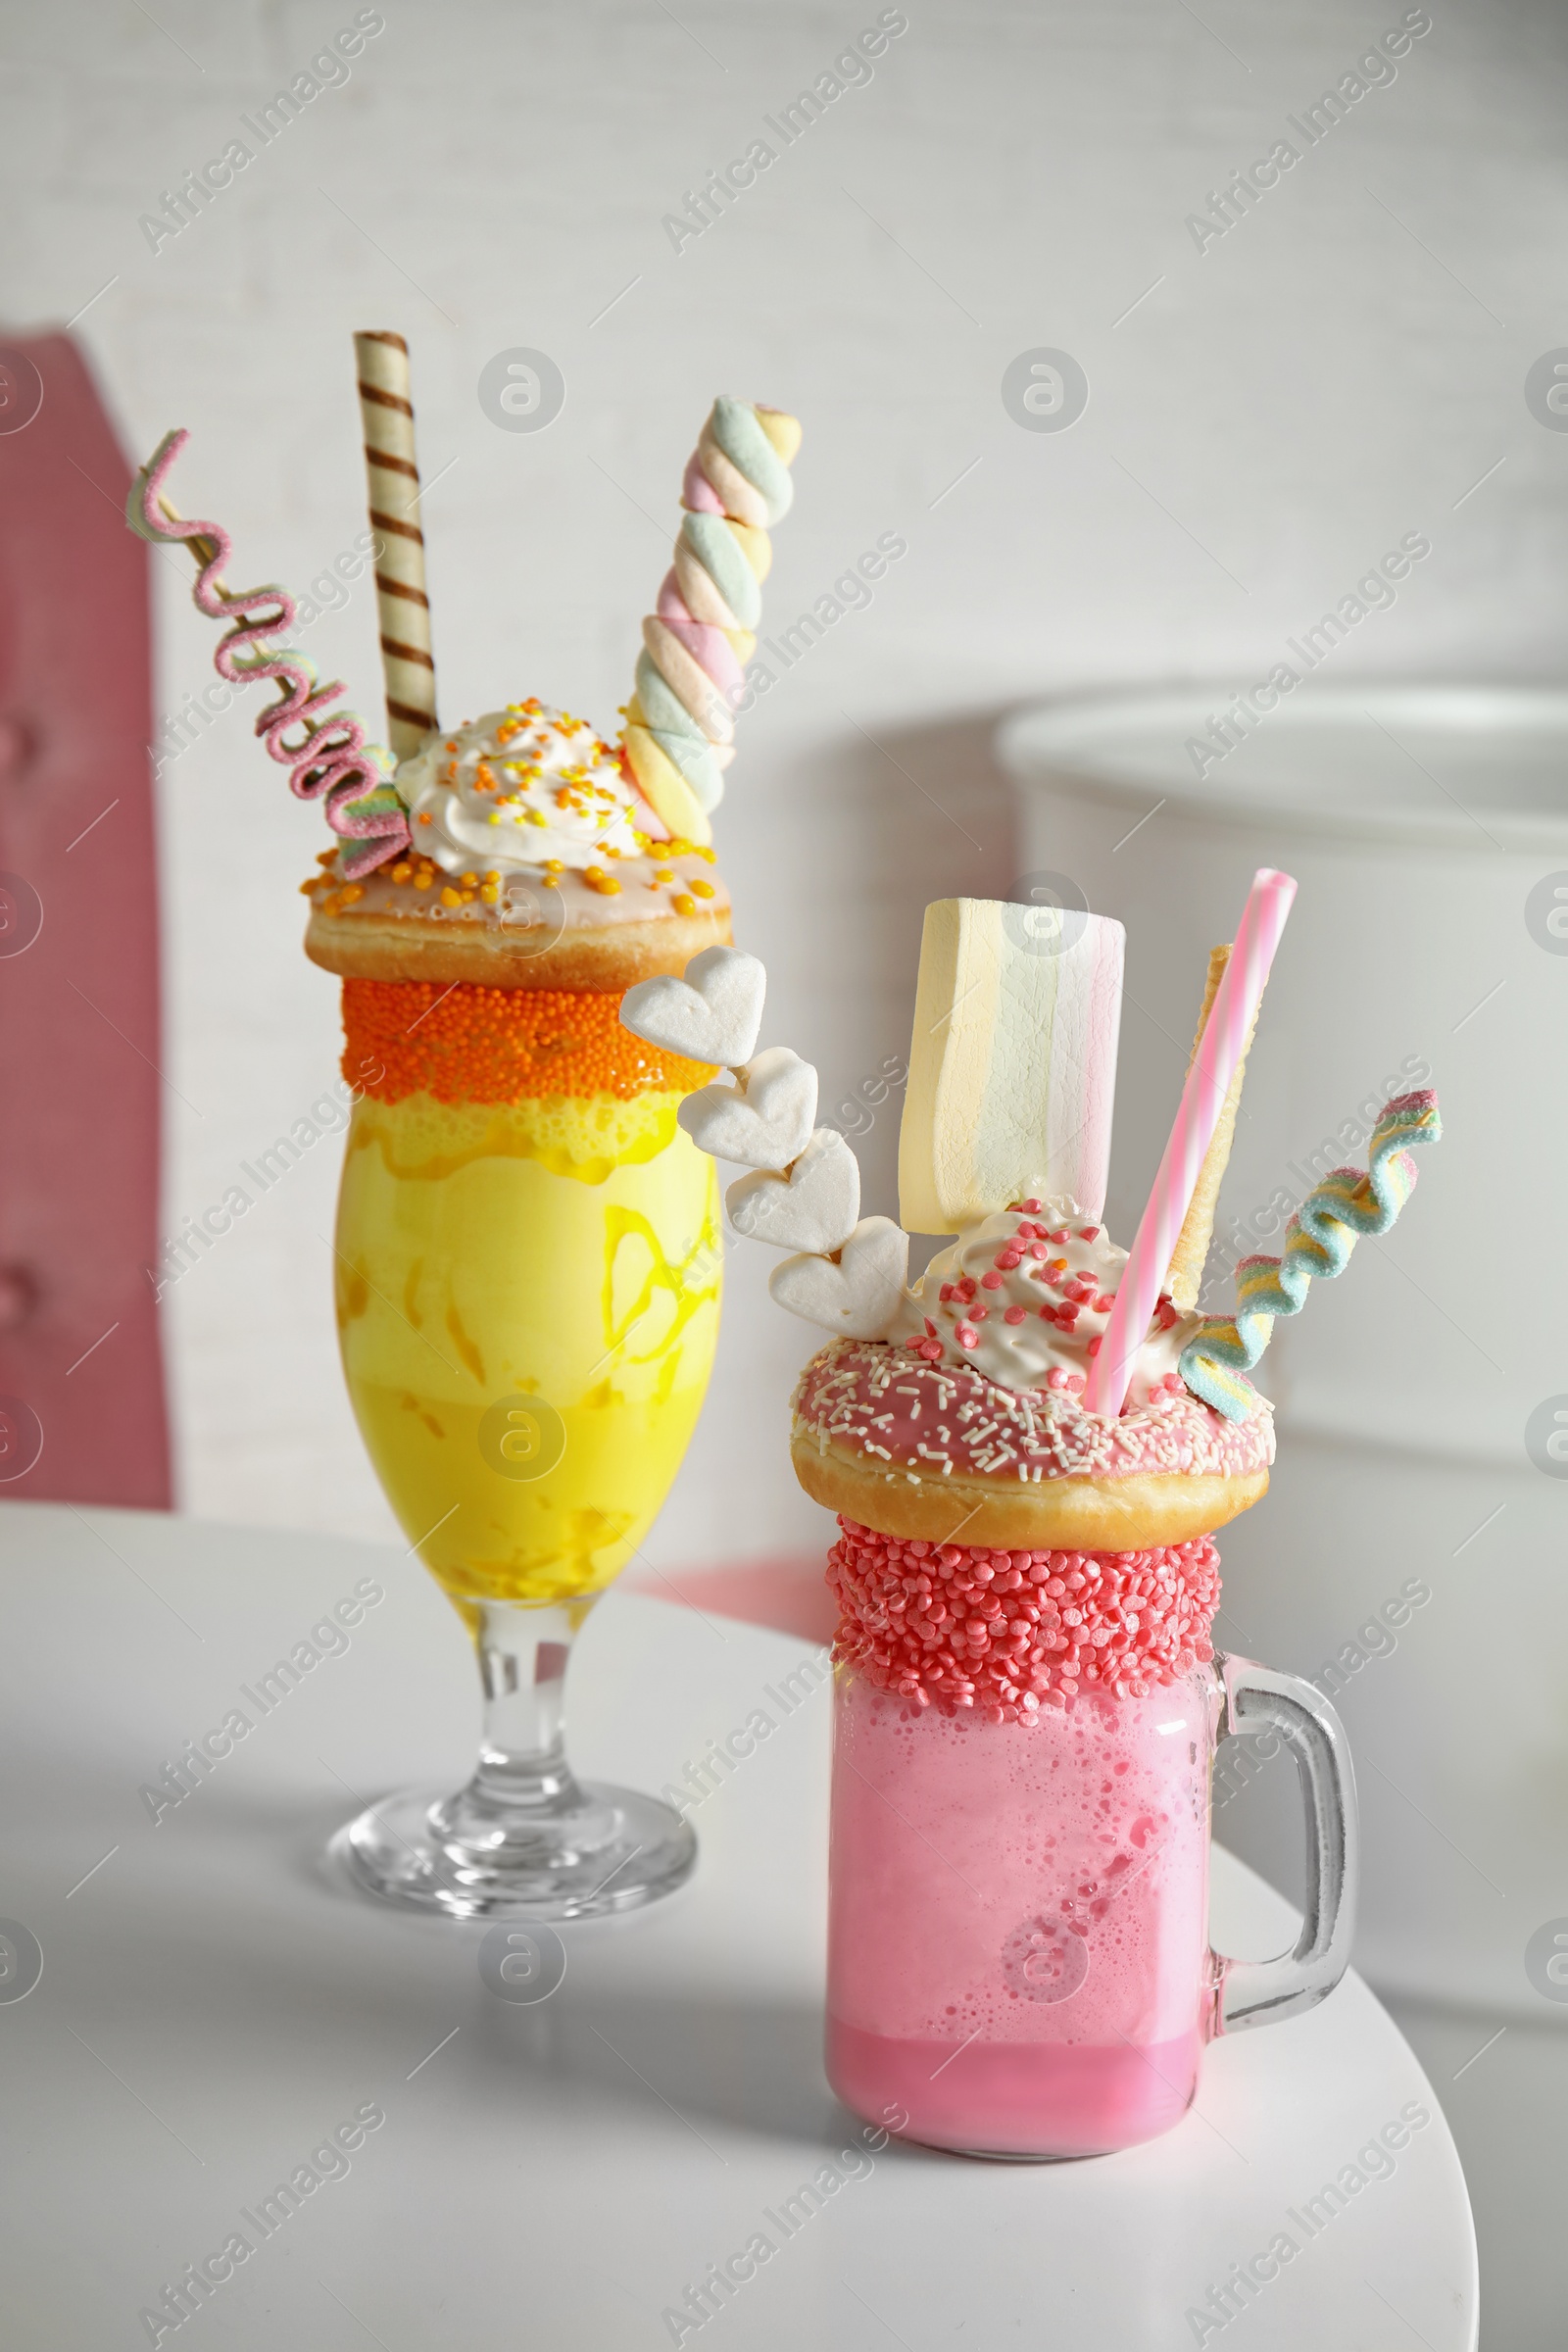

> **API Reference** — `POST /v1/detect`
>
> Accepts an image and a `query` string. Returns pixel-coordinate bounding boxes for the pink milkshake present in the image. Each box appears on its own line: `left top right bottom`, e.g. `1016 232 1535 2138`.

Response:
679 884 1427 2158
828 1656 1215 2159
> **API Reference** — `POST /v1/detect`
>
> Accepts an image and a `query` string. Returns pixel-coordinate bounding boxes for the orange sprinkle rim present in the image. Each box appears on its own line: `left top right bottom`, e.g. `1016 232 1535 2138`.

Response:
342 977 714 1105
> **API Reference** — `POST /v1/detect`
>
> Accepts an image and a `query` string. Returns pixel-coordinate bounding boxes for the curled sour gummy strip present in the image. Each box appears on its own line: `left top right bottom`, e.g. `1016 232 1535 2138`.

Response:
1179 1090 1442 1422
128 428 410 875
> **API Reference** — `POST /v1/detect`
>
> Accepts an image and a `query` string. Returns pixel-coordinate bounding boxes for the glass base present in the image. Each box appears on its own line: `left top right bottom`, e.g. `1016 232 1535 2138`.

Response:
330 1779 697 1920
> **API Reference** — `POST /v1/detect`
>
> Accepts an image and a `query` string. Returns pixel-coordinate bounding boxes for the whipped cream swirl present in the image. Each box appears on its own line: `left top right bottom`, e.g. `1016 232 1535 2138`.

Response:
395 700 659 876
907 1200 1202 1409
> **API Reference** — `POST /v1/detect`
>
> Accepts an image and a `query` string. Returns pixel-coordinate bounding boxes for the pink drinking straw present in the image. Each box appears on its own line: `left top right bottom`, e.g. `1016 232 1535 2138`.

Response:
1084 866 1298 1418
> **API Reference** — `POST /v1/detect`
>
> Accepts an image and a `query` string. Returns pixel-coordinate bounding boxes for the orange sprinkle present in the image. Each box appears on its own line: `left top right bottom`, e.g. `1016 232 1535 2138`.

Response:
341 980 716 1105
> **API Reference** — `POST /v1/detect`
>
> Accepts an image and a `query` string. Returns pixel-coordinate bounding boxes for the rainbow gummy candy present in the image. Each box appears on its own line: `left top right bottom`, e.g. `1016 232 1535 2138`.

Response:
1179 1089 1442 1422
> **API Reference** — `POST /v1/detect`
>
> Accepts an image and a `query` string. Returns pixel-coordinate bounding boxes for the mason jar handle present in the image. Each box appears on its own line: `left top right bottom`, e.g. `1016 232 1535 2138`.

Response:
1208 1651 1360 2035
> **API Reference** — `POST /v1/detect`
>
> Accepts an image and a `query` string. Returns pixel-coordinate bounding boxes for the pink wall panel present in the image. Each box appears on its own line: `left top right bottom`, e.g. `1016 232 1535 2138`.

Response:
0 331 171 1506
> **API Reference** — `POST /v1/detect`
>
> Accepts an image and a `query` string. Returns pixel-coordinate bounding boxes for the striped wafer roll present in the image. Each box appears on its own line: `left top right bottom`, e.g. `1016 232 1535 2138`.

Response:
1165 942 1261 1312
354 330 437 760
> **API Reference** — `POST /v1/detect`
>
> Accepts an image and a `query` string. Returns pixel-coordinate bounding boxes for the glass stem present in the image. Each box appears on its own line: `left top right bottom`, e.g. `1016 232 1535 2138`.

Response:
468 1600 589 1820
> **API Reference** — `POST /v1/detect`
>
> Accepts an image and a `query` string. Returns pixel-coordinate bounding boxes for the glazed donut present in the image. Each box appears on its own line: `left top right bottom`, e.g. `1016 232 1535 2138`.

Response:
790 1337 1272 1552
301 698 732 992
305 897 728 993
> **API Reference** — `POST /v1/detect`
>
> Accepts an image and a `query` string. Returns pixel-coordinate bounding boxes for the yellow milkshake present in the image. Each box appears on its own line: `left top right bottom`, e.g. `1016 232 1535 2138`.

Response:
332 977 720 1612
336 1085 719 1608
138 356 802 1915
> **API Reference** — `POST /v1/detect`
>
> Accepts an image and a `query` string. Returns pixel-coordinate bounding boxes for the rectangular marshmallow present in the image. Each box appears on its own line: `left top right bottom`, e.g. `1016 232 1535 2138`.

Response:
898 897 1125 1235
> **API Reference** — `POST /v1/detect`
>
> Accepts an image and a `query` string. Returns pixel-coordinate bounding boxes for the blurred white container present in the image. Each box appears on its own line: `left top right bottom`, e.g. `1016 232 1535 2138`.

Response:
999 682 1568 2019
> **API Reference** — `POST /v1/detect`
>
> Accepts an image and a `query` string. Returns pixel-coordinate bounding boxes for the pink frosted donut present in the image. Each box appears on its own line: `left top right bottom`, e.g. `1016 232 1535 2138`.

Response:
792 1339 1272 1549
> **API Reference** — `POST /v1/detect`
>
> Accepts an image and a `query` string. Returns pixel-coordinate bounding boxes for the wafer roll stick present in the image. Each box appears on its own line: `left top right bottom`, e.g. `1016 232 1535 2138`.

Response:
1166 942 1261 1312
354 330 436 758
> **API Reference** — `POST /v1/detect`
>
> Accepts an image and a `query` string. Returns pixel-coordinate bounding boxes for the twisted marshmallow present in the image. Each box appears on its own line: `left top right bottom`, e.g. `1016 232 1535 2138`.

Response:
1179 1090 1441 1421
623 397 801 845
128 430 410 875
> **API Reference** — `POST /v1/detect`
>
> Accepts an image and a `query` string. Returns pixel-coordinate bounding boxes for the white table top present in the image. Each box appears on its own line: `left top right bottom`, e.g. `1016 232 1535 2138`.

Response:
0 1501 1477 2350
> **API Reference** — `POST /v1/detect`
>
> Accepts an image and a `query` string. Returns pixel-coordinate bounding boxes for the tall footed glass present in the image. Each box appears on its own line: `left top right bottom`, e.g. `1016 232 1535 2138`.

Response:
328 979 720 1918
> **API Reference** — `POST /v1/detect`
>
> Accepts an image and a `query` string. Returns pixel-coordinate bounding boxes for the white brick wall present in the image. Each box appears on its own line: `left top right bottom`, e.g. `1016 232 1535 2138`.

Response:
3 0 1560 1558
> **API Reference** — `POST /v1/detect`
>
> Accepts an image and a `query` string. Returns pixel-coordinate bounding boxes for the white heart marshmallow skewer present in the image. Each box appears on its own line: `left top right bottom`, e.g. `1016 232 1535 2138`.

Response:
677 1048 817 1169
726 1129 860 1253
619 945 765 1070
768 1217 913 1341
